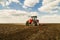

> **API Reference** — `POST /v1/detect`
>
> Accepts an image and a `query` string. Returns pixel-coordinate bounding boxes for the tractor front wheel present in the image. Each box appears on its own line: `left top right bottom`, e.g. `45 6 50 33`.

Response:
31 21 37 26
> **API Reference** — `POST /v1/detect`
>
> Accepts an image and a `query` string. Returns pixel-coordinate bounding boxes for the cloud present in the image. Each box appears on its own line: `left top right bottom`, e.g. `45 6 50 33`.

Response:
42 0 56 5
0 9 28 23
23 0 39 8
0 9 38 23
38 0 60 13
39 14 60 23
49 10 59 14
0 9 60 23
0 0 21 7
30 12 38 16
0 0 6 6
38 0 60 23
9 0 19 3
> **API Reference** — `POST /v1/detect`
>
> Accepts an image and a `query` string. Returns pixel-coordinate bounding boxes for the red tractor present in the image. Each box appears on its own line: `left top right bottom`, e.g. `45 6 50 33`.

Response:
26 16 39 26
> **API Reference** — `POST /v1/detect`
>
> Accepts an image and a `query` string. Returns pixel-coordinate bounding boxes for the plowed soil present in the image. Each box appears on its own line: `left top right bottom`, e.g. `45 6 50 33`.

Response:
0 24 60 40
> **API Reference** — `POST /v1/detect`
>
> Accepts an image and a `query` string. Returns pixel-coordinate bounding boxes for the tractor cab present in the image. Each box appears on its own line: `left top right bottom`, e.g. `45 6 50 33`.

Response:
31 16 37 20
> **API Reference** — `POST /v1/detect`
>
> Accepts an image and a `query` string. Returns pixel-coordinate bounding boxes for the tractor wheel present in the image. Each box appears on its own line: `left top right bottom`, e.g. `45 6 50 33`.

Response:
31 21 37 26
35 22 37 26
37 22 40 26
26 21 29 26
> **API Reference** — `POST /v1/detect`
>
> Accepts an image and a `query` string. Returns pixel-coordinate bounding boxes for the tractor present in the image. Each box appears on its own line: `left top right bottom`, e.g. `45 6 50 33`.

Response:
26 16 39 26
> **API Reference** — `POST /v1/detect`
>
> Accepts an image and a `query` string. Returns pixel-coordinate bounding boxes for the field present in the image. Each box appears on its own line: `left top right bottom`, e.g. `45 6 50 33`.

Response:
0 24 60 40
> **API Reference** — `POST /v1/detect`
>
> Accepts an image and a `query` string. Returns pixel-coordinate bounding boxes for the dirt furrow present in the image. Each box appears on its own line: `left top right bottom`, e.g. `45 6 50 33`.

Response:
0 24 60 40
2 26 40 40
28 30 40 40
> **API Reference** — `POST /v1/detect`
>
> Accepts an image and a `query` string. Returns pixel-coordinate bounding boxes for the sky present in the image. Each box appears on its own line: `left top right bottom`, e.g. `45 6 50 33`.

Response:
0 0 60 23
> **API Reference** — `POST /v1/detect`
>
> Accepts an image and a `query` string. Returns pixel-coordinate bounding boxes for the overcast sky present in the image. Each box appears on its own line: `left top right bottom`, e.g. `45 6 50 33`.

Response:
0 0 60 23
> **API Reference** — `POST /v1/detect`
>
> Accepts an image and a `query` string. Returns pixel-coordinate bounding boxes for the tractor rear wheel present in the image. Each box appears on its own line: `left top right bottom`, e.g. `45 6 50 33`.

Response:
26 21 29 26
